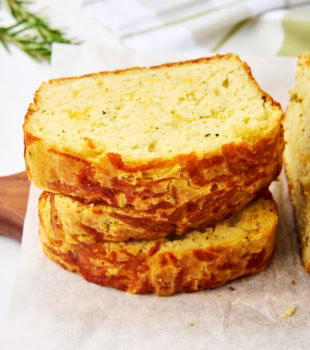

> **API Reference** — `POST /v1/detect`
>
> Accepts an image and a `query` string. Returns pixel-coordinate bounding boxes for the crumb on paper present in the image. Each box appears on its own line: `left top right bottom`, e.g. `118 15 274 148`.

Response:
281 305 297 319
201 292 207 296
217 294 223 298
228 286 235 291
291 280 296 285
190 323 194 327
266 323 271 326
242 278 246 283
296 264 302 271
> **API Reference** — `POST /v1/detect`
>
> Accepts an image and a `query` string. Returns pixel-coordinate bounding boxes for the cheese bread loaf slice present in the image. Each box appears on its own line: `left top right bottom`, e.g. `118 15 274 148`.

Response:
284 52 310 272
25 54 283 220
46 188 266 242
39 191 277 296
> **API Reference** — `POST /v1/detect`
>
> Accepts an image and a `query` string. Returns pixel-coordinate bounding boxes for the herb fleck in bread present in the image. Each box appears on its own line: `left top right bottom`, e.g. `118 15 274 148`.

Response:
25 54 283 230
39 191 277 296
284 52 310 272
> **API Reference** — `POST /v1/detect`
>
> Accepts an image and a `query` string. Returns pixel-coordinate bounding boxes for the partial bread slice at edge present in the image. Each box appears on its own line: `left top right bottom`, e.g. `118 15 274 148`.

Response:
39 191 277 296
284 52 310 272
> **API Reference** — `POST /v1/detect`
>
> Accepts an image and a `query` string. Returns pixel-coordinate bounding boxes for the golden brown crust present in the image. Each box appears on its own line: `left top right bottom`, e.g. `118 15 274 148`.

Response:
45 177 272 242
38 192 277 296
24 53 284 235
26 123 283 207
285 168 310 273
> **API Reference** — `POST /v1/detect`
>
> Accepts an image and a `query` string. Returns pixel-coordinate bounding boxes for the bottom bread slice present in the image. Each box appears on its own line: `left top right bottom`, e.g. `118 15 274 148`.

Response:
38 192 277 296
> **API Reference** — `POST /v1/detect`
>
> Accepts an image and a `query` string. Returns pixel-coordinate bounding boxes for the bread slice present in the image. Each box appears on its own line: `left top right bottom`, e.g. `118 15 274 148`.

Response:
25 54 283 232
284 52 310 272
39 191 277 296
45 187 269 242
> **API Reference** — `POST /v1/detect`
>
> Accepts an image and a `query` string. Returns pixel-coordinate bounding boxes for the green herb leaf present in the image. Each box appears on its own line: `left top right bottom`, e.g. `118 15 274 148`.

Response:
0 0 80 62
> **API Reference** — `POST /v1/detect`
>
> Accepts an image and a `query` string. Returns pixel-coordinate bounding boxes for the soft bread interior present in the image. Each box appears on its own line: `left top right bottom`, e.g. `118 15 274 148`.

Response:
26 54 282 161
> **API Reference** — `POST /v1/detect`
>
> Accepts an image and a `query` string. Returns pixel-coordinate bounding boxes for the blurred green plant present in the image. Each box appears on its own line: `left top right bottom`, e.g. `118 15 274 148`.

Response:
0 0 78 62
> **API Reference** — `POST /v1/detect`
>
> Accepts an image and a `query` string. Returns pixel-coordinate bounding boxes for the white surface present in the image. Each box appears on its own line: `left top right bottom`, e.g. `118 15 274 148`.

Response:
0 237 20 334
1 47 309 350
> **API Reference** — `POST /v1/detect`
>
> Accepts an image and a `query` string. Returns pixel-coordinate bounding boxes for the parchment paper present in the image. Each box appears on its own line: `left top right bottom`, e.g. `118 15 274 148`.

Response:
1 45 309 350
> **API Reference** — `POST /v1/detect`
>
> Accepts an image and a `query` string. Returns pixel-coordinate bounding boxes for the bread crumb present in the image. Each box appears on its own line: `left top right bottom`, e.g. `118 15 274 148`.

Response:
84 137 95 149
190 323 194 327
266 323 271 326
281 305 297 319
228 286 235 291
296 264 302 271
291 280 296 285
217 294 223 298
242 278 246 283
200 292 207 296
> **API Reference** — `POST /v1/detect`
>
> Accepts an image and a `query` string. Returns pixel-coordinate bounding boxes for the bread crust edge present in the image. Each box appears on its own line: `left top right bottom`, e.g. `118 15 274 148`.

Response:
38 192 278 296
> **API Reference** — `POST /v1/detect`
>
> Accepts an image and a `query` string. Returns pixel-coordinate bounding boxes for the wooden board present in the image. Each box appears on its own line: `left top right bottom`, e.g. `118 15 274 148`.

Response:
0 171 30 241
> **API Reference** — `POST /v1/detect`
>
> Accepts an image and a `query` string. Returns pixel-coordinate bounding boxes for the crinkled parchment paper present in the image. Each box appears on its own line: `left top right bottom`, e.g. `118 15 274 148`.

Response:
1 46 309 350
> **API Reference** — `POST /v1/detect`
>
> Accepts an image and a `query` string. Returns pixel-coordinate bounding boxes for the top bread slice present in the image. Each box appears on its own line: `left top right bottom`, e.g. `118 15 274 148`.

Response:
284 52 310 272
24 54 284 220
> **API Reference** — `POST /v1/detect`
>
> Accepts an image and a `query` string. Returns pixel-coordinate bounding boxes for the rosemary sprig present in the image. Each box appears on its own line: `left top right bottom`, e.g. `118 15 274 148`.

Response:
0 0 78 62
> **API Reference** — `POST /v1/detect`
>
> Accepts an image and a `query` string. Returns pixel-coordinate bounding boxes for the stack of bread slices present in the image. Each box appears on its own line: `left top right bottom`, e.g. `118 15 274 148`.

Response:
23 54 284 296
